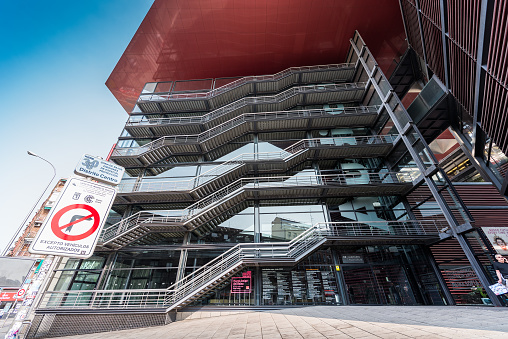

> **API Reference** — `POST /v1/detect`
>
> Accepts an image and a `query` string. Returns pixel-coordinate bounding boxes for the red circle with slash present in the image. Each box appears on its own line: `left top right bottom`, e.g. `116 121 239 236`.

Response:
51 204 100 241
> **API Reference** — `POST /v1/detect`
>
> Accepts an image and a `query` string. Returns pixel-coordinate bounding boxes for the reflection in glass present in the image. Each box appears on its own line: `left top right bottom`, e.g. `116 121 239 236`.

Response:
260 210 325 242
216 143 255 161
142 82 157 93
195 208 255 243
489 141 508 181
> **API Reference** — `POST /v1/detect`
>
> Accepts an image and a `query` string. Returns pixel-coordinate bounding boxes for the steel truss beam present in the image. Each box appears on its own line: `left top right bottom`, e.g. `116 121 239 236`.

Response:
348 31 502 306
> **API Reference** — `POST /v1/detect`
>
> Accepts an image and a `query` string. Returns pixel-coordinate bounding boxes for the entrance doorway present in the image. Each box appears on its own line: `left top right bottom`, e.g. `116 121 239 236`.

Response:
342 264 416 305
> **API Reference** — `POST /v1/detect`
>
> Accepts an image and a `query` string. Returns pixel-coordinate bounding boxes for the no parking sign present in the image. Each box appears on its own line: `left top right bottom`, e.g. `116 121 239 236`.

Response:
29 177 116 258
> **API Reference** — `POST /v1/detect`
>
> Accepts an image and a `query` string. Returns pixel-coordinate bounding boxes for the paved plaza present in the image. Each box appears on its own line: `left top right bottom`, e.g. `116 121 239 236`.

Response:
57 305 508 339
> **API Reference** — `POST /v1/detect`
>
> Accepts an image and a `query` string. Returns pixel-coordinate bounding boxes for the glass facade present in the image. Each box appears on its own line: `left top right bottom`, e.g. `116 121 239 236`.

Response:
46 47 495 313
173 246 447 307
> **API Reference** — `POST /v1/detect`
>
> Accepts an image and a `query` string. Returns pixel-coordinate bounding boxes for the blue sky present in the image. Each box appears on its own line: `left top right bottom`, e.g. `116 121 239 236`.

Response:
0 1 154 252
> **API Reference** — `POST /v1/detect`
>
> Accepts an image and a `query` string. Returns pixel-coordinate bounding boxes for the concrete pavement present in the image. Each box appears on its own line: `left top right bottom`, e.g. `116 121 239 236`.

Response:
57 306 508 339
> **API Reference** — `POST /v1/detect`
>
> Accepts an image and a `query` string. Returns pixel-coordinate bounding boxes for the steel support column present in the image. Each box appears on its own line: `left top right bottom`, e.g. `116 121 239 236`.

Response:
472 0 495 158
413 0 429 68
255 267 262 306
438 0 450 89
348 31 502 306
176 233 190 283
96 253 116 290
423 246 455 305
501 173 508 197
398 1 411 48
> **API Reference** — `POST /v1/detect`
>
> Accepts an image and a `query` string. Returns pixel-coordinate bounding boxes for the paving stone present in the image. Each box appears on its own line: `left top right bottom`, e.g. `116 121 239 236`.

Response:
297 332 328 339
280 333 304 339
323 335 354 339
54 306 508 339
372 332 410 339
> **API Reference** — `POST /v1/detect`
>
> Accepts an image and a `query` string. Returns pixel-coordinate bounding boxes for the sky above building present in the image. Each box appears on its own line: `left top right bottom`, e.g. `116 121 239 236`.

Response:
0 0 154 253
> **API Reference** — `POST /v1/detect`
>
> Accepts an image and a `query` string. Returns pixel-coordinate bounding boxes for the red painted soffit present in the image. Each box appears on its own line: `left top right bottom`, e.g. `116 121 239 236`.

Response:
106 0 407 113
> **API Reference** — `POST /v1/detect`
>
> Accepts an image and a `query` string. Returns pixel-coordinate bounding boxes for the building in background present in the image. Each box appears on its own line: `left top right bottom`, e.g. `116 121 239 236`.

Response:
6 179 66 258
25 1 508 337
2 180 65 337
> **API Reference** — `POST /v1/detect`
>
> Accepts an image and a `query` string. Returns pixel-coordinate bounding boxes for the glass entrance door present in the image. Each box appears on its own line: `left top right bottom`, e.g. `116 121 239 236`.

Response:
342 264 417 305
342 266 381 304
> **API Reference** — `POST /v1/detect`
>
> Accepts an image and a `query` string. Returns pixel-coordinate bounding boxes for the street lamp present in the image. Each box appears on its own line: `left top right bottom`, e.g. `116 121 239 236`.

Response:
2 151 56 256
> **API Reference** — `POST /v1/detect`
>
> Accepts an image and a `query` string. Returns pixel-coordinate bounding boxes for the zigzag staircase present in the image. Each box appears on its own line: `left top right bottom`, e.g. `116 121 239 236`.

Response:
163 222 328 311
115 134 398 204
163 217 442 311
111 83 367 169
126 104 378 139
118 106 381 176
101 170 413 249
137 63 356 113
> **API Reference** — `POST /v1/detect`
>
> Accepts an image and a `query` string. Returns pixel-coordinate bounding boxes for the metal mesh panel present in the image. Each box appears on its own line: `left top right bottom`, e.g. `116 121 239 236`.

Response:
27 313 170 338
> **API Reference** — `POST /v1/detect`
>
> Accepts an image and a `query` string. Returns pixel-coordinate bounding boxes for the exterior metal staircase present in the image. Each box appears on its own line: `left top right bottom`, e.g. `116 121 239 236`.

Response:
111 83 367 168
125 104 379 139
163 222 328 310
40 220 441 312
137 63 356 113
115 134 399 204
100 171 414 249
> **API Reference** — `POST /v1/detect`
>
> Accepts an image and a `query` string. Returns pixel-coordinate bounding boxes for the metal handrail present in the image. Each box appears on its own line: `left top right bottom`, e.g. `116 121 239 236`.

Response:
47 220 442 310
124 109 385 153
116 134 397 194
126 105 379 126
100 212 185 242
114 82 367 157
38 288 168 309
102 172 414 243
163 220 440 308
137 63 355 102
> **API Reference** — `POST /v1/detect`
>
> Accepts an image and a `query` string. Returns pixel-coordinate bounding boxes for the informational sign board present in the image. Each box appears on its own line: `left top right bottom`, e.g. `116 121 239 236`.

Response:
482 227 508 255
74 154 125 185
231 271 252 294
341 255 364 264
29 177 117 258
0 292 17 302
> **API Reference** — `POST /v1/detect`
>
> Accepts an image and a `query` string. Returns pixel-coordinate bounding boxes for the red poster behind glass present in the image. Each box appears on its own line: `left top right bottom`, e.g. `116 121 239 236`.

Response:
231 271 252 294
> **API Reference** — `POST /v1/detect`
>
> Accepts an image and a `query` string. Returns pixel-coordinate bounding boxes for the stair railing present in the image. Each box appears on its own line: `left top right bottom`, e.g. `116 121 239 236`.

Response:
102 172 415 244
100 211 185 243
116 133 396 194
114 83 367 157
164 223 326 307
126 105 379 127
138 63 355 102
45 220 440 310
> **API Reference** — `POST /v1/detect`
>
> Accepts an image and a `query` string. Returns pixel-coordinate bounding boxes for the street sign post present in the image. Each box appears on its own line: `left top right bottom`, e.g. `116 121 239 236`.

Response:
29 177 117 258
74 154 125 185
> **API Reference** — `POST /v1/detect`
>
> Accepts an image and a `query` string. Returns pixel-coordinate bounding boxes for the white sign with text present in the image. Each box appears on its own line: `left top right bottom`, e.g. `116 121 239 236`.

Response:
74 154 125 185
29 177 116 258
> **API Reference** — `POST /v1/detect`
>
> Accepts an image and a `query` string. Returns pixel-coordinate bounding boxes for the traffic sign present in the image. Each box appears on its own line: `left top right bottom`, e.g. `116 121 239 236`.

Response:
50 204 100 241
16 289 25 298
29 177 117 258
74 154 125 185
